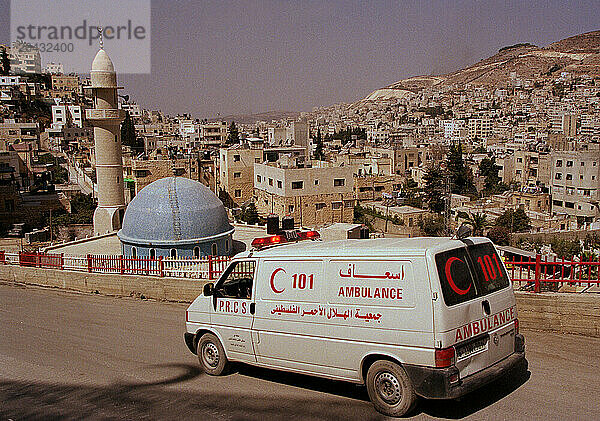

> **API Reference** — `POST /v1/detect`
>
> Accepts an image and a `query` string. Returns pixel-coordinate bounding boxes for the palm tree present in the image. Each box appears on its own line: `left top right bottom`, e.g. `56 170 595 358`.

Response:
466 212 488 236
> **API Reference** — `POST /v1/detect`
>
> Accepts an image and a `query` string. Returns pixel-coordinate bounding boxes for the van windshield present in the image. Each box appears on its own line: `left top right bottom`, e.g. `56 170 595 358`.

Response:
435 242 509 306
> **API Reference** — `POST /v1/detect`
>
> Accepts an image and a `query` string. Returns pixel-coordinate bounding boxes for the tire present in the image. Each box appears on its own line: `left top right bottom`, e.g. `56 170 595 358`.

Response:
197 333 229 375
366 360 417 417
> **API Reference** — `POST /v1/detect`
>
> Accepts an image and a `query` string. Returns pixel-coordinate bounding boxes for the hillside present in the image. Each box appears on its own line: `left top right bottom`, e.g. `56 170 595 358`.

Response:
363 30 600 100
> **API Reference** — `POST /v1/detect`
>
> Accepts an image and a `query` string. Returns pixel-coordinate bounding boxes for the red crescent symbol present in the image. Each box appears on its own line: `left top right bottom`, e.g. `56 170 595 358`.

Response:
270 268 286 293
445 257 471 295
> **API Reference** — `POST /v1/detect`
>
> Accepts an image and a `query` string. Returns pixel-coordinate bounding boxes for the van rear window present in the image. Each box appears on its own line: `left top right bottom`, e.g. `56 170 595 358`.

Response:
435 242 509 306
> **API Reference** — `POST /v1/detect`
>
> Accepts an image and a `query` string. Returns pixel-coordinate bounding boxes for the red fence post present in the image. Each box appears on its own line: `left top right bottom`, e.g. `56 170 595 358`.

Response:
534 254 541 293
120 255 124 275
208 255 214 280
0 250 5 264
159 257 164 277
87 254 92 273
60 253 64 270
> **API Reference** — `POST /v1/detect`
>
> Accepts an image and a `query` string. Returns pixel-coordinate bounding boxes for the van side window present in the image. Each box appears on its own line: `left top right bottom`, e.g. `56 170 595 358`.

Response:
214 261 256 299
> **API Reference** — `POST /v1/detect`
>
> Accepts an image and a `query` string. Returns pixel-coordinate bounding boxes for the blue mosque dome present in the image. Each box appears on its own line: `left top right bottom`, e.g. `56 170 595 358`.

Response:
117 177 234 258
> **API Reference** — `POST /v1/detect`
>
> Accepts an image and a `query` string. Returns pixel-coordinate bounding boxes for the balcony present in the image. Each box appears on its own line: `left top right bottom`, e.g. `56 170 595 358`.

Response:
85 109 126 121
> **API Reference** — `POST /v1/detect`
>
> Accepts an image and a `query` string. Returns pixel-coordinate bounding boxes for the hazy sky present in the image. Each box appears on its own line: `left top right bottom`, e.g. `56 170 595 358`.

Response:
1 0 599 118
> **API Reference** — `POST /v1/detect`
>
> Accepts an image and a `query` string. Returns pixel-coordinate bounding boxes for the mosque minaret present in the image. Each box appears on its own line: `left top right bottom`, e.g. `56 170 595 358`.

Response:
86 41 127 235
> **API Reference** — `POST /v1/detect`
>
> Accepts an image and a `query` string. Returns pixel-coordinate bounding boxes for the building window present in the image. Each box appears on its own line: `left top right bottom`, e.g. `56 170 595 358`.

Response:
517 157 523 163
149 249 156 259
291 181 303 190
131 247 137 258
212 243 218 255
257 175 261 183
581 161 585 166
553 200 563 207
344 200 353 208
555 173 562 180
268 178 273 186
233 172 241 178
332 202 342 210
225 239 230 252
334 178 345 187
314 179 319 185
277 180 282 188
580 175 584 180
288 205 294 213
566 161 573 167
566 174 572 180
194 246 200 258
565 201 575 209
234 189 241 198
556 160 562 167
255 158 261 163
170 249 177 258
316 202 325 210
233 154 240 162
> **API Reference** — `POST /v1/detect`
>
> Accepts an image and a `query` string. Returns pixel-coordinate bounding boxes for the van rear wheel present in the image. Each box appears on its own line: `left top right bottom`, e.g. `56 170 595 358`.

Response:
366 360 416 417
197 333 229 375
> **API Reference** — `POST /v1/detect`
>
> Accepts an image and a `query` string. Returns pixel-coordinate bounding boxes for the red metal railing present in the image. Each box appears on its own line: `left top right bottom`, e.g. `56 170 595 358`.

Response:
2 251 232 280
506 255 600 292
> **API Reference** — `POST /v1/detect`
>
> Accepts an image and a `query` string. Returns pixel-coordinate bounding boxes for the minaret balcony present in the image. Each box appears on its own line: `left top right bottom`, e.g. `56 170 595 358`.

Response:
86 108 126 122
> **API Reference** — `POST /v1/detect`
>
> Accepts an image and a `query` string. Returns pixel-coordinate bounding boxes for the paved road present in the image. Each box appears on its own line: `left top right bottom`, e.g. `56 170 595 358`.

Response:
1 282 599 420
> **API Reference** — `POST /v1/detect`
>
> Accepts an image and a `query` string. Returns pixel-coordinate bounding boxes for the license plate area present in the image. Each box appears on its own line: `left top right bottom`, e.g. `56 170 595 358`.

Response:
456 334 489 361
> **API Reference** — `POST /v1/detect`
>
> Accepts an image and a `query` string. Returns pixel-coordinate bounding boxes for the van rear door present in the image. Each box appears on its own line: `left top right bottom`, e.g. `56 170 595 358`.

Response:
432 240 517 378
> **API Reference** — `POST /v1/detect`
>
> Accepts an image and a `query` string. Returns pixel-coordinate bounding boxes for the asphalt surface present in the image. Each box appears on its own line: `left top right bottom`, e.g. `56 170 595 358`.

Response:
1 282 599 421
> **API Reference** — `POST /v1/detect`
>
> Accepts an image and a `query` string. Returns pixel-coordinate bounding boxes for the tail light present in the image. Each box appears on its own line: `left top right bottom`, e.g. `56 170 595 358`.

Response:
514 318 519 334
435 346 455 368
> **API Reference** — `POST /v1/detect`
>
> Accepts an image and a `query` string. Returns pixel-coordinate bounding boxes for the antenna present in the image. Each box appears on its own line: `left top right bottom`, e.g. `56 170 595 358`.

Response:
98 26 104 50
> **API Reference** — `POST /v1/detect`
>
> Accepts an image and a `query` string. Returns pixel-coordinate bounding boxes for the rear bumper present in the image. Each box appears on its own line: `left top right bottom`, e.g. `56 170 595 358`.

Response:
404 334 527 399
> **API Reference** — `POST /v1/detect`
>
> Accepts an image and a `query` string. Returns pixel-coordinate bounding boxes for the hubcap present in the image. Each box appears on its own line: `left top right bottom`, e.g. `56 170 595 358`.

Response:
375 372 402 405
202 342 220 368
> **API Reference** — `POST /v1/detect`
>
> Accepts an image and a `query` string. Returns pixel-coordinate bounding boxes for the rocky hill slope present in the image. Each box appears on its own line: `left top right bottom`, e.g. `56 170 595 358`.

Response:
363 30 600 101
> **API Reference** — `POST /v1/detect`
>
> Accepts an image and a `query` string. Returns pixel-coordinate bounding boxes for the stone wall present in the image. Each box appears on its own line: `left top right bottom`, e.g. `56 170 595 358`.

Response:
0 264 206 302
515 291 600 337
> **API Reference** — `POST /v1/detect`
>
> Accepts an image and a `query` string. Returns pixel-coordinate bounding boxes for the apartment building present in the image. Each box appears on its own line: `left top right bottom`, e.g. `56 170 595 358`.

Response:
219 146 263 206
551 149 600 223
501 150 551 191
468 118 492 140
201 121 228 145
254 162 354 227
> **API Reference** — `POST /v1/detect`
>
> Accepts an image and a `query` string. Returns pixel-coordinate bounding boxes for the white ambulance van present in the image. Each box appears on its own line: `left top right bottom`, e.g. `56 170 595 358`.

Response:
185 236 526 417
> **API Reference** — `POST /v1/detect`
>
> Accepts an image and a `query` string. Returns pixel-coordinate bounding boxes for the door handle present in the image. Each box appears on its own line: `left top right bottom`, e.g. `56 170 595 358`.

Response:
250 303 255 314
482 300 491 316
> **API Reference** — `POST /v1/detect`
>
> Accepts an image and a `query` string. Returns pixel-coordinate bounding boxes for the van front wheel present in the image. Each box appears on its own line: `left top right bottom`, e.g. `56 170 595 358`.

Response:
197 333 229 375
366 360 416 417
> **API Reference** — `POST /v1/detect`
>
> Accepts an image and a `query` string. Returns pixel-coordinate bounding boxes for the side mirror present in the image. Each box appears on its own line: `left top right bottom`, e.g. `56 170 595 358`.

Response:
203 282 214 296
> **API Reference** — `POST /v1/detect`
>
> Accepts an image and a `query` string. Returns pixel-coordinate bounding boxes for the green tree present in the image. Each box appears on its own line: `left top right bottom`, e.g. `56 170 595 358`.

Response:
120 112 142 151
239 203 259 225
423 166 446 213
447 141 476 195
486 226 510 245
466 212 488 236
313 128 324 160
479 157 507 195
0 46 9 76
419 215 446 236
227 121 239 145
495 208 531 232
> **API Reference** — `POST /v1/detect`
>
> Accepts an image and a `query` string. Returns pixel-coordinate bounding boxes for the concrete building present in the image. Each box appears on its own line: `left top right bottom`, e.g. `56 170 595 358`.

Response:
8 41 41 74
45 62 63 74
52 105 84 128
502 151 551 191
219 146 263 207
287 120 309 147
551 148 600 224
254 162 354 227
267 127 286 145
201 121 228 145
468 118 492 140
85 48 127 235
561 114 577 137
